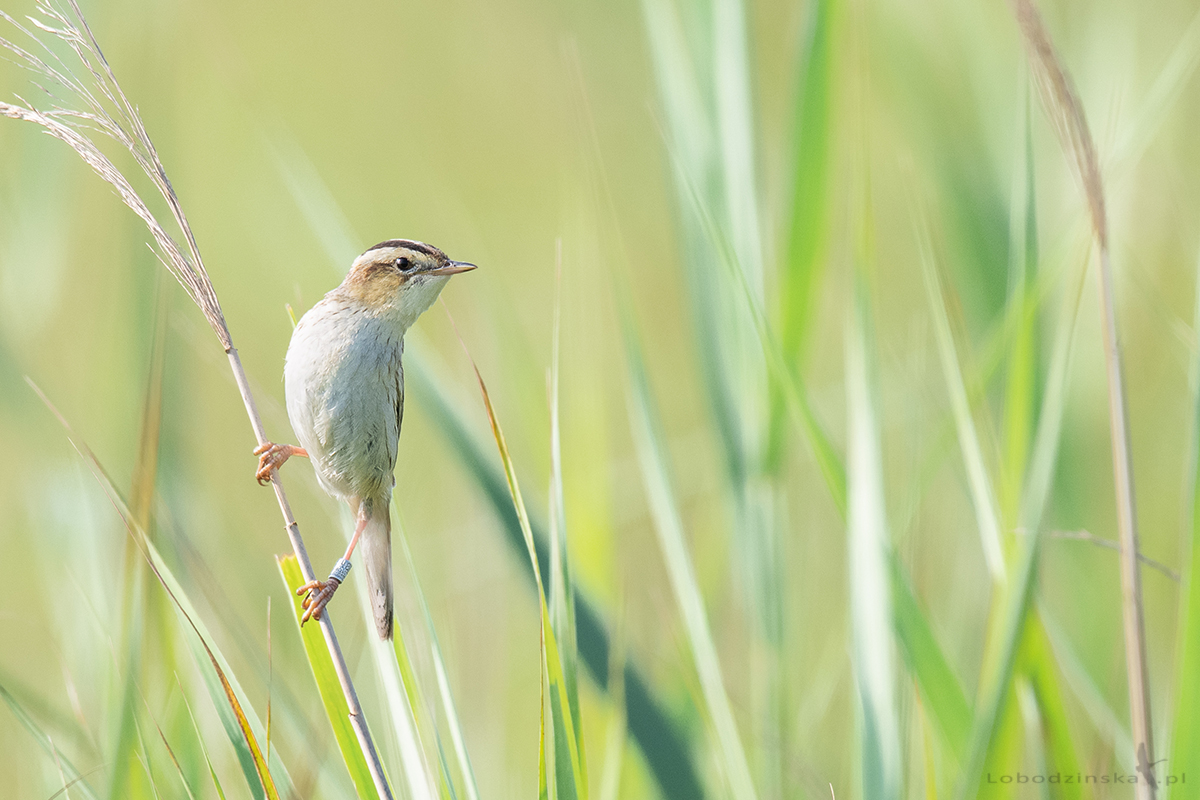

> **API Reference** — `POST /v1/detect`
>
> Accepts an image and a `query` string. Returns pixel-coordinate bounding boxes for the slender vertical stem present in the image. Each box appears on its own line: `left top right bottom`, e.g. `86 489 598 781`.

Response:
1009 2 1155 794
1094 248 1155 799
227 348 394 800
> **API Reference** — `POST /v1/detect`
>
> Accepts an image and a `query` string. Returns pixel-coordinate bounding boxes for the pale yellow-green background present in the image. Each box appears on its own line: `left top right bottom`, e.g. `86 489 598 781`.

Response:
1 0 1198 796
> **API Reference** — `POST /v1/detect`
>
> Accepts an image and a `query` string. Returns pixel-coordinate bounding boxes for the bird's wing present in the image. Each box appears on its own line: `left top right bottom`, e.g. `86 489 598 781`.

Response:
385 343 404 476
393 363 404 451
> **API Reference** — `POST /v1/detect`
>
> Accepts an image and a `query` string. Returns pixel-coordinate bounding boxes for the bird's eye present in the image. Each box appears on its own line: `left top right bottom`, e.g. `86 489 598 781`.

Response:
394 257 412 271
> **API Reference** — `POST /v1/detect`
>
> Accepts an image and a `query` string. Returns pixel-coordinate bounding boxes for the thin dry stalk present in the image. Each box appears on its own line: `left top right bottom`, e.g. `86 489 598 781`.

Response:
1010 1 1154 795
0 2 392 797
1050 530 1179 583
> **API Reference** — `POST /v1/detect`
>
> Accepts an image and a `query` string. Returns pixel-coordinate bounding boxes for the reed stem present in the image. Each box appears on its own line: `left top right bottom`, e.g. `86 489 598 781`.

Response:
1010 2 1155 794
227 347 394 800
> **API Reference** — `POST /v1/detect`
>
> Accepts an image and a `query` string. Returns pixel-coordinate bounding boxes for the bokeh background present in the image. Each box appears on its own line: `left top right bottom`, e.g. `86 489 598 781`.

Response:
3 0 1200 797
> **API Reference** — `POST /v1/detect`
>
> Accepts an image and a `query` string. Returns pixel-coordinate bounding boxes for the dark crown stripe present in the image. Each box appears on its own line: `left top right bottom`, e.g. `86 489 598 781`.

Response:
365 239 442 258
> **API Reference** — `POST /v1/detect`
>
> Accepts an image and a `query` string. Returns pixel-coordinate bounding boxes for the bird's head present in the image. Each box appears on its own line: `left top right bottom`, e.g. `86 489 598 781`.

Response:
342 239 476 327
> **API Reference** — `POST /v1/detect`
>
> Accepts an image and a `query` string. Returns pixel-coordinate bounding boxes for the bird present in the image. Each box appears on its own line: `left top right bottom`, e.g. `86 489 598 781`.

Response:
254 239 476 639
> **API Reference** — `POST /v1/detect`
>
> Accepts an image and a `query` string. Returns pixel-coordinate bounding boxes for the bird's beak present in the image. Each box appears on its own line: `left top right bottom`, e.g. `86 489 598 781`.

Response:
426 261 477 276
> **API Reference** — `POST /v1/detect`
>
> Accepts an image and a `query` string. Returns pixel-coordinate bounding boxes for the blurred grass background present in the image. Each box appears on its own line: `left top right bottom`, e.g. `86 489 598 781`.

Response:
3 0 1200 796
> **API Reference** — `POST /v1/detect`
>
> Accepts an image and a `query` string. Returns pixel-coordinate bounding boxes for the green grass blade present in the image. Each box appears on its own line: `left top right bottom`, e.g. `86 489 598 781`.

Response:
539 680 550 800
395 527 481 800
150 715 199 800
953 244 1089 800
1000 89 1040 526
995 119 1088 800
387 602 442 800
598 642 627 800
0 683 99 800
644 83 846 512
108 585 148 800
0 669 94 758
889 556 971 755
1014 680 1051 793
132 711 165 800
389 645 457 800
640 0 749 492
639 14 780 704
407 347 705 800
768 0 835 468
130 273 168 534
163 546 282 800
916 688 940 800
1019 617 1085 798
1112 4 1200 178
604 155 961 790
713 0 763 277
1169 237 1200 795
999 136 1088 771
28 380 291 800
278 555 383 800
916 210 1006 583
1041 608 1134 772
549 262 588 799
915 200 1087 800
1021 243 1089 545
709 7 778 674
334 506 434 800
781 0 834 357
622 308 759 800
845 283 901 800
422 303 947 800
111 272 172 800
461 341 587 799
177 680 229 800
954 529 1040 800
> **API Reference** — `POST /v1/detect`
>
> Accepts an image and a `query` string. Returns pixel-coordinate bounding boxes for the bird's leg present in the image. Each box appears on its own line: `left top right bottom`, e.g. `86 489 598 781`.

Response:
297 508 368 625
254 442 308 485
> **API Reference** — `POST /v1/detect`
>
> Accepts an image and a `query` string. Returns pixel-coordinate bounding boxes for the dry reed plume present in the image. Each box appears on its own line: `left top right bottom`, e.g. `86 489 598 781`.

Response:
1010 0 1155 796
0 1 393 797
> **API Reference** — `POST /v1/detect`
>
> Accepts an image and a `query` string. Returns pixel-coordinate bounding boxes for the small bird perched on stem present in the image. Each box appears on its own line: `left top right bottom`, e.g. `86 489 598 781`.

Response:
255 239 476 638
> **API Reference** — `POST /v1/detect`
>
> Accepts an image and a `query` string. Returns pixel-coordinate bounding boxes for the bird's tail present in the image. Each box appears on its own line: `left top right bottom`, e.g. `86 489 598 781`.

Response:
359 498 393 640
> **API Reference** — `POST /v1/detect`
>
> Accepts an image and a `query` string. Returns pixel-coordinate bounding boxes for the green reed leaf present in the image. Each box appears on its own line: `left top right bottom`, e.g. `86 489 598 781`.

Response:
278 555 383 800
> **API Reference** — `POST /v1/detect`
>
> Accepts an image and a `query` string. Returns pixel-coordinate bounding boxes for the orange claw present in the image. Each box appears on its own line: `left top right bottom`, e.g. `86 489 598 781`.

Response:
254 442 308 485
296 578 340 624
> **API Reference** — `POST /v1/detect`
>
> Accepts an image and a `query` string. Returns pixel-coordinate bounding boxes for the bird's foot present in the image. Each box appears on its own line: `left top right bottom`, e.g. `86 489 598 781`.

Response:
296 558 352 625
254 442 307 485
297 578 340 624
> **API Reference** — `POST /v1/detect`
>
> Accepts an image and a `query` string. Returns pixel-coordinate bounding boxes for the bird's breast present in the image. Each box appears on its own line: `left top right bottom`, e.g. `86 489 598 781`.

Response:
284 300 405 502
